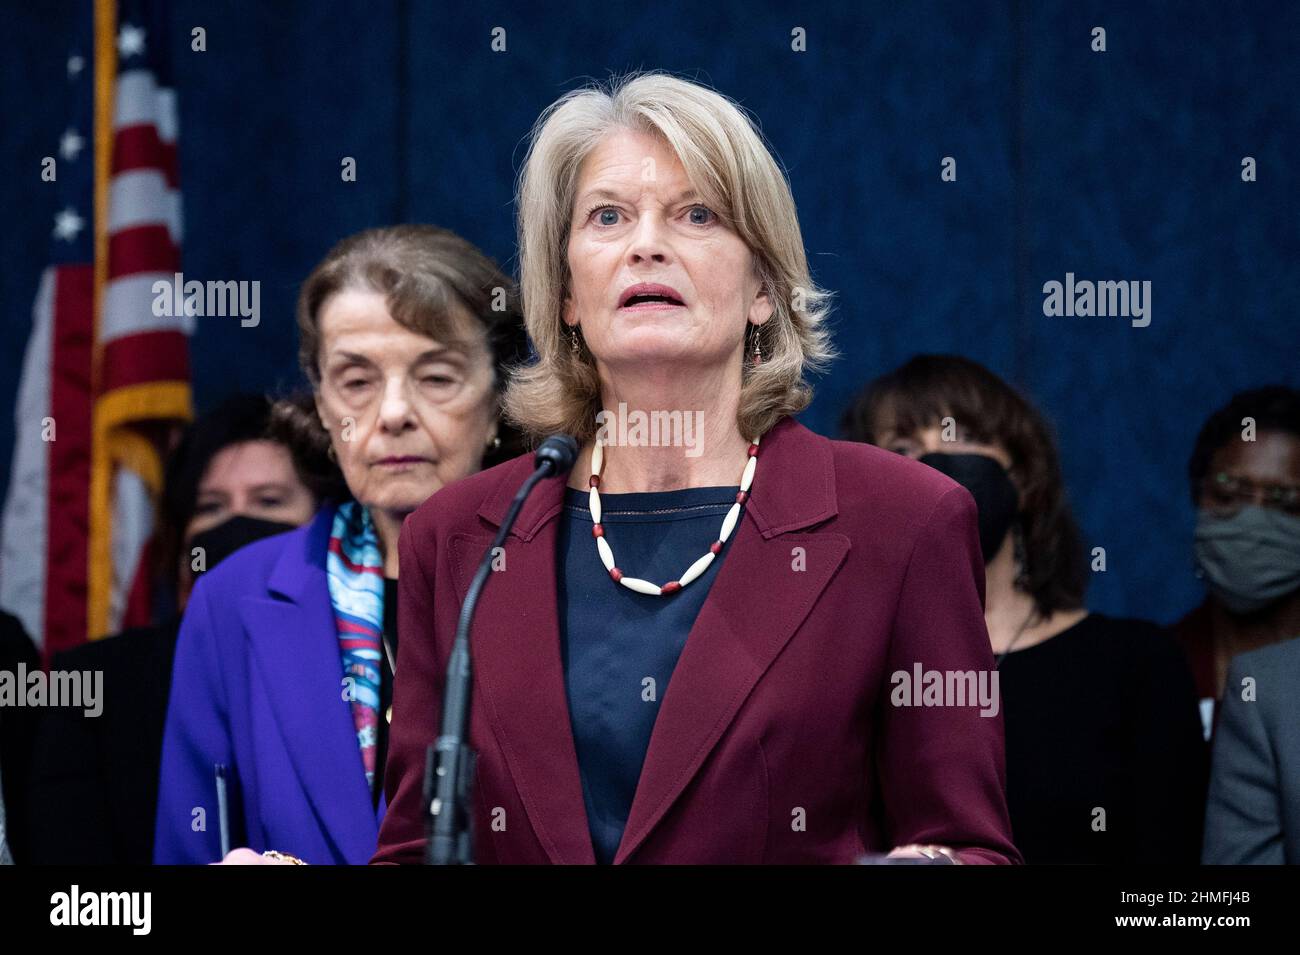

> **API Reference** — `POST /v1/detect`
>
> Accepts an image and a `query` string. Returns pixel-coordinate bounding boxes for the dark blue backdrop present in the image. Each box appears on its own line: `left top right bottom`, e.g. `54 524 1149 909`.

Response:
3 0 1297 624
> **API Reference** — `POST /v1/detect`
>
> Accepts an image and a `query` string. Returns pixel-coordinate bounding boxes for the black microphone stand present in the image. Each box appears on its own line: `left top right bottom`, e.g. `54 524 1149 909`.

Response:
424 435 577 865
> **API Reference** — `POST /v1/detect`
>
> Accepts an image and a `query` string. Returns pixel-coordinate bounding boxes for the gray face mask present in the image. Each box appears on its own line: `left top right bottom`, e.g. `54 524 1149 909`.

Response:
1193 505 1300 615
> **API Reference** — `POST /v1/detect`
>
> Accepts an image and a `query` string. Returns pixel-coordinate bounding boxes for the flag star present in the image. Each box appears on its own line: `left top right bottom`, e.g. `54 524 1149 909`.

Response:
67 54 85 78
53 208 85 242
59 128 85 161
117 24 146 58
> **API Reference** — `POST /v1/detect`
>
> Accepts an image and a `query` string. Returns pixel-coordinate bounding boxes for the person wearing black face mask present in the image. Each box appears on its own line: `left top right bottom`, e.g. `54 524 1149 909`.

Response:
914 452 1020 565
25 394 322 864
187 515 301 586
844 355 1207 865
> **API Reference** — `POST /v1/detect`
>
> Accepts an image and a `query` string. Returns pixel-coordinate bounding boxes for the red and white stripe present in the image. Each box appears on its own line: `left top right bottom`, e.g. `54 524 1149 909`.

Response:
0 43 189 651
104 65 187 382
0 266 95 653
98 62 187 638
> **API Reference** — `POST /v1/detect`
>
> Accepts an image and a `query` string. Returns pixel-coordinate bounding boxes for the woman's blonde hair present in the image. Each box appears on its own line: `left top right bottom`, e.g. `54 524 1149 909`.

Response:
503 71 836 444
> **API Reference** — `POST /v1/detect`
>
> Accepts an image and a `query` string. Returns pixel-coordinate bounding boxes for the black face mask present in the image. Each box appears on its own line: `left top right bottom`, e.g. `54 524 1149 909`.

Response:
188 515 298 576
918 453 1019 563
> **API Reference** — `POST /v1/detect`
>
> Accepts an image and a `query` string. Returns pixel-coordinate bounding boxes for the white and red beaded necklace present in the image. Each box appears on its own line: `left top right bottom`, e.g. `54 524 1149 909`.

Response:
587 434 760 596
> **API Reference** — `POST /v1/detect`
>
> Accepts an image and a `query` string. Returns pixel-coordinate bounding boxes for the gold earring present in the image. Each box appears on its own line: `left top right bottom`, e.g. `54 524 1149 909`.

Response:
570 325 581 355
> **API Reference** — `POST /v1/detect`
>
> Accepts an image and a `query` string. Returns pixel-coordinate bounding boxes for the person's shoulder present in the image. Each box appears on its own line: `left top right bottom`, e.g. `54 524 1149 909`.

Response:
1075 612 1203 691
1220 637 1300 736
1071 612 1179 656
53 623 169 670
828 435 962 496
0 609 38 668
1225 634 1300 684
825 434 973 527
189 507 329 602
405 452 535 539
1076 611 1167 640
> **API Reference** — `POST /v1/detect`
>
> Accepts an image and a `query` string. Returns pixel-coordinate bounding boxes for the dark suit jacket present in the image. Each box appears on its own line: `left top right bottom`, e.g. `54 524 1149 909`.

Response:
0 611 40 863
1203 635 1300 863
26 620 179 864
374 416 1020 864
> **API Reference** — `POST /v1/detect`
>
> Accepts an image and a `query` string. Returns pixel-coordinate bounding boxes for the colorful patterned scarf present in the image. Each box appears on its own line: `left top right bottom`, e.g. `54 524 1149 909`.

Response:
326 500 386 790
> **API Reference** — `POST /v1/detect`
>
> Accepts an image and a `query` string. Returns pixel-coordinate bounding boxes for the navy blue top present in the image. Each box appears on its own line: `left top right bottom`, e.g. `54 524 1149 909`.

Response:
557 483 741 864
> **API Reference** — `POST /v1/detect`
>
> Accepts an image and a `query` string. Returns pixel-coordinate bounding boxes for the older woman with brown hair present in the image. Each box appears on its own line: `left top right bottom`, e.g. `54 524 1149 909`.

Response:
372 73 1020 865
155 225 526 864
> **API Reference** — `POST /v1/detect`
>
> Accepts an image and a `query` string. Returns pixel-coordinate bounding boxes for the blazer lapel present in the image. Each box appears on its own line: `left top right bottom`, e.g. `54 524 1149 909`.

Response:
612 418 850 863
242 505 380 863
462 418 848 866
452 464 597 864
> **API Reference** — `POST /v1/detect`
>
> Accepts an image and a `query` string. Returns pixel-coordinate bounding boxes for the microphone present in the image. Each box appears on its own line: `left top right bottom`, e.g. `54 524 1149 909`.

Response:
425 434 579 864
534 433 578 475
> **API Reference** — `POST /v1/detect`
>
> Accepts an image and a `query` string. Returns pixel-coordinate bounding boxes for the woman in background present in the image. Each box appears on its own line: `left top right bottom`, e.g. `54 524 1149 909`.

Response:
27 393 322 864
155 225 526 864
844 354 1207 864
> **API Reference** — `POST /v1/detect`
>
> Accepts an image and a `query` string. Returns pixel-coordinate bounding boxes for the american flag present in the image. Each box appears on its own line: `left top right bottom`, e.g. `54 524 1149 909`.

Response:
0 0 192 658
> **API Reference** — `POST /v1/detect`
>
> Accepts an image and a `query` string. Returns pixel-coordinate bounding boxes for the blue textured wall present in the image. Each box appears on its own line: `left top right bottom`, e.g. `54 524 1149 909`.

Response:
2 0 1296 624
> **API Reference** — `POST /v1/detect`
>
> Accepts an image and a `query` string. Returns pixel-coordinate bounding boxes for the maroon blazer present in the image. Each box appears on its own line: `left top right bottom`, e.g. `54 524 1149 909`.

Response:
373 416 1020 864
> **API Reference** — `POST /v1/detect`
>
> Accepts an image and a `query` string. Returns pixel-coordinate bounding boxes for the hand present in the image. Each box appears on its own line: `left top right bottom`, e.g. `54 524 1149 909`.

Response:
887 843 962 864
210 847 302 865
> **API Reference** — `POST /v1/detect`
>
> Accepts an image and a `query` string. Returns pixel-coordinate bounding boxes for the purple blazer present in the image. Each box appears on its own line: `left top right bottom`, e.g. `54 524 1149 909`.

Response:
154 503 385 864
374 417 1021 864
